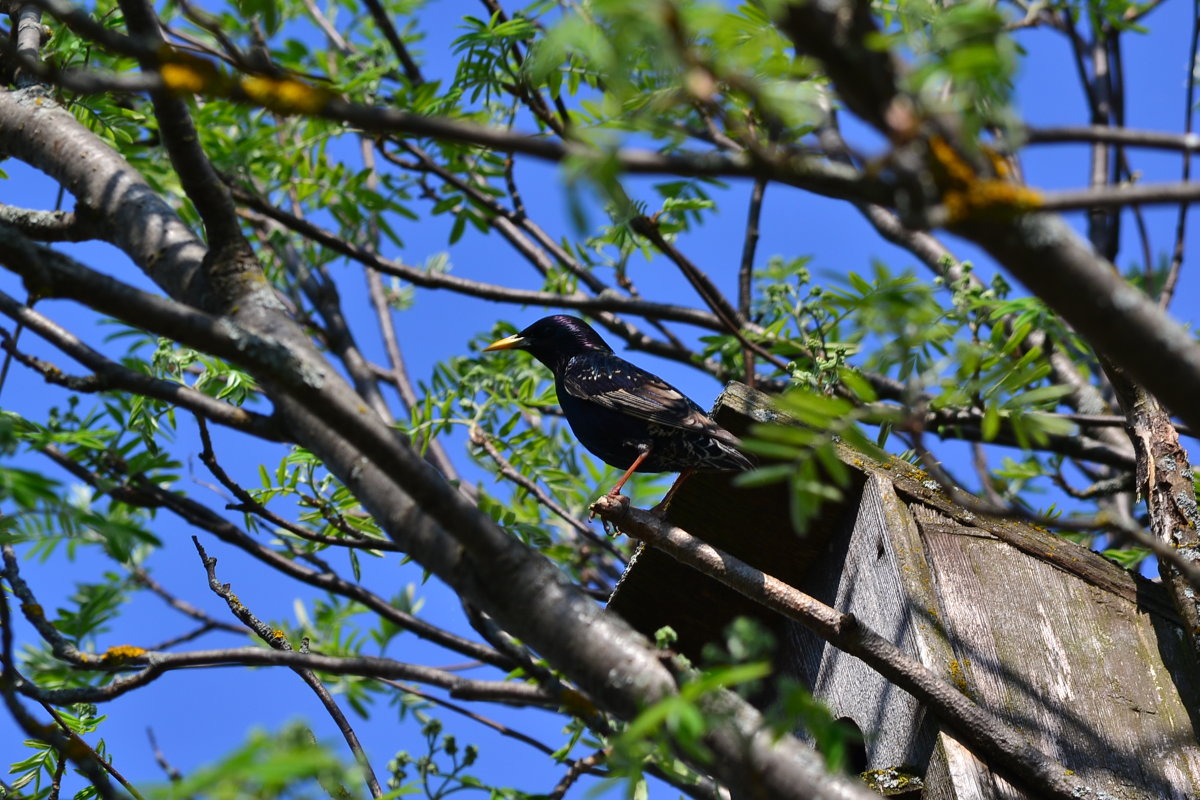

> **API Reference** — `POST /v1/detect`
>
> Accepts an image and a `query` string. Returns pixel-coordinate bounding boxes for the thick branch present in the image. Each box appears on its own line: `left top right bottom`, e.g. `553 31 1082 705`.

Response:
0 204 103 241
0 86 210 303
774 0 907 138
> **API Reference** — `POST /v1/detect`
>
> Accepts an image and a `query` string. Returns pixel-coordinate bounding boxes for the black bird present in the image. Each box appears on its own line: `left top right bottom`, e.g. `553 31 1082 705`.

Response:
483 315 752 505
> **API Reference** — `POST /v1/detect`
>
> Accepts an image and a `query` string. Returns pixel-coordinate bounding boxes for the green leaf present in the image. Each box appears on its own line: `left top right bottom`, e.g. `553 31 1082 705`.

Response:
981 404 1001 442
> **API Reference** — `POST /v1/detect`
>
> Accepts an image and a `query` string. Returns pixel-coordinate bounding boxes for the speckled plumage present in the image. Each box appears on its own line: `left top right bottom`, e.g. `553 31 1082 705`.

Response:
483 316 752 479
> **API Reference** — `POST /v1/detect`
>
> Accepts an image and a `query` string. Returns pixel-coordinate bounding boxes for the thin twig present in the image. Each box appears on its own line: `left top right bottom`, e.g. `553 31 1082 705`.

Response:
1025 124 1200 153
195 417 405 552
360 0 423 84
144 622 231 651
147 728 183 782
193 536 385 798
378 678 560 757
470 426 626 569
738 179 766 387
549 748 609 800
358 138 465 484
41 701 147 800
129 564 247 635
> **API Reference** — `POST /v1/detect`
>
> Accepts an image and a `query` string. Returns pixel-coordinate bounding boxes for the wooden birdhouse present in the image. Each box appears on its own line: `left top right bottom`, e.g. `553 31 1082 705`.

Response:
606 382 1200 799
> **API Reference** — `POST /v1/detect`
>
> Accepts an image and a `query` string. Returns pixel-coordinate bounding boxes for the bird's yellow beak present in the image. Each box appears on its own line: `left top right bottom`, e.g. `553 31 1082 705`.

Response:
482 333 526 352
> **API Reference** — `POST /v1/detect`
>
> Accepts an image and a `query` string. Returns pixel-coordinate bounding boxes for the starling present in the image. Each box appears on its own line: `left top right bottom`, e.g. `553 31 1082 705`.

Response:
483 315 752 504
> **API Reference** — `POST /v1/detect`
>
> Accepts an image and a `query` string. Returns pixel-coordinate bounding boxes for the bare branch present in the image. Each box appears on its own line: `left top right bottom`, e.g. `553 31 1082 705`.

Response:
1024 124 1200 153
550 749 609 800
24 642 562 708
232 188 728 332
193 536 383 798
128 564 248 636
146 728 183 783
13 2 46 87
379 678 560 756
1033 181 1200 213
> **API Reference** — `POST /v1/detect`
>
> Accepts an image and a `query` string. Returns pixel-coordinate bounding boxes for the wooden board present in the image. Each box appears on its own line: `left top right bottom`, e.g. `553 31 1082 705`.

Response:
913 503 1200 799
782 475 942 771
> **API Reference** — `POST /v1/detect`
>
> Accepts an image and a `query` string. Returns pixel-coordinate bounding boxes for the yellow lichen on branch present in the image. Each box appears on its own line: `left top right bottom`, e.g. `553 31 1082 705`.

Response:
101 644 147 664
155 50 332 117
240 75 334 115
928 135 1043 223
942 181 1043 224
159 54 229 95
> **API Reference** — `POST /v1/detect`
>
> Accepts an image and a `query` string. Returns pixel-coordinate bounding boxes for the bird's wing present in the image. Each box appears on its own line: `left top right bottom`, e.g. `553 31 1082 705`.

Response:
560 353 740 445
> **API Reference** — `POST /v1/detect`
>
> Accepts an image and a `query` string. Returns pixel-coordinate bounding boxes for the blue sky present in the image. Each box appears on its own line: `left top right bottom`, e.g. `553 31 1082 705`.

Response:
1 0 1198 796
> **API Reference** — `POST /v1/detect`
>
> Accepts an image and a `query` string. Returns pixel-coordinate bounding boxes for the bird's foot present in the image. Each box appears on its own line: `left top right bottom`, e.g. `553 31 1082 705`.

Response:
589 491 629 526
588 494 628 537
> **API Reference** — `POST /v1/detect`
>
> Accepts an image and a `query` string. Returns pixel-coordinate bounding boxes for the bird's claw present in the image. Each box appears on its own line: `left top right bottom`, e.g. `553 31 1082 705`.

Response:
589 492 627 516
589 492 629 528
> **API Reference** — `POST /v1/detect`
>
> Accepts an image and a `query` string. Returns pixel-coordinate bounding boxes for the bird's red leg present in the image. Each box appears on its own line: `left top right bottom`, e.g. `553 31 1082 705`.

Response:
607 447 653 498
651 468 693 516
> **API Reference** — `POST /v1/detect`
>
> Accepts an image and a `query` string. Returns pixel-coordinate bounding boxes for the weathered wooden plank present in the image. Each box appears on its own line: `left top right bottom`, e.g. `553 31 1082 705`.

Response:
913 503 1200 799
783 475 940 770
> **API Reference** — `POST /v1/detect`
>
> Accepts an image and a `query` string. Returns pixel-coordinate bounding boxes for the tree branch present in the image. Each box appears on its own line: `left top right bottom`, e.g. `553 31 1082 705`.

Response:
956 212 1200 442
193 535 381 799
0 86 210 302
1025 124 1200 153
